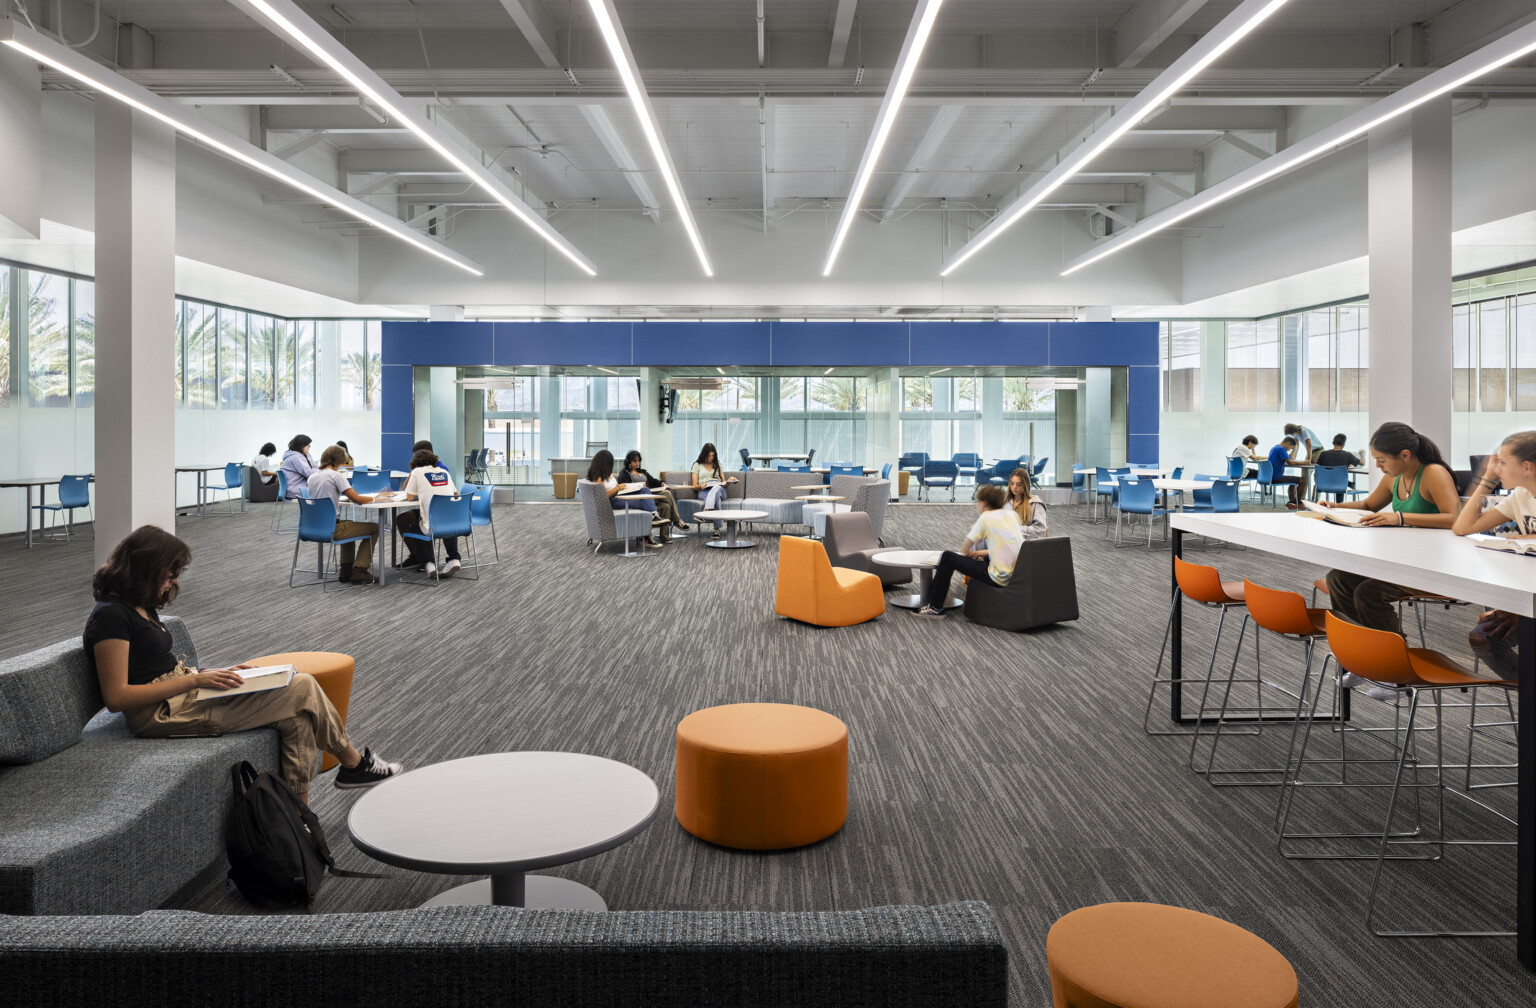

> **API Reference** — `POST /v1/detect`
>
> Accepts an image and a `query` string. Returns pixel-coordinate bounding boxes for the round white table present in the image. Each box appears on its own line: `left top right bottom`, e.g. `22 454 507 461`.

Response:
353 493 421 585
348 751 659 910
693 509 768 549
871 549 961 609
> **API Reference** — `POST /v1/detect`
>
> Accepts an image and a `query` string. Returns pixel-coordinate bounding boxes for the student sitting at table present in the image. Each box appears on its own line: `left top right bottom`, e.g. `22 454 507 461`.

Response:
689 442 739 540
619 449 689 532
1003 468 1049 540
250 442 278 484
1315 433 1359 469
84 525 403 802
1315 421 1459 633
279 435 315 499
1229 435 1261 478
589 449 666 548
1266 436 1305 509
306 445 384 583
914 484 1024 619
1452 430 1536 680
396 448 466 577
335 440 354 467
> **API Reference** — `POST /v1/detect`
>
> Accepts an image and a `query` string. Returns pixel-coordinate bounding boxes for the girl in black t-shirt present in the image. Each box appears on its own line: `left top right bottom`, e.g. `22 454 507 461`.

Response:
83 526 403 802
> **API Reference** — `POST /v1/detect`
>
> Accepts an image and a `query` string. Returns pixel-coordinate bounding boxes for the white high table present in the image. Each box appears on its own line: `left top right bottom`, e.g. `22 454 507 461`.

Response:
1168 511 1535 970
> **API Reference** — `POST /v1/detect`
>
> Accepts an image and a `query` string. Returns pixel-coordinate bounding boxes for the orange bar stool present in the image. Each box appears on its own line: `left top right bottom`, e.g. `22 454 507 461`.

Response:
1046 902 1298 1008
1145 557 1254 738
242 651 354 772
1190 579 1329 788
675 703 847 850
1284 613 1517 937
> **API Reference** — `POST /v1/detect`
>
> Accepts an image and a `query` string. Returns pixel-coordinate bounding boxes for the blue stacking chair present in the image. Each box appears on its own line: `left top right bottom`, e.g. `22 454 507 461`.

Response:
1113 477 1172 549
271 471 293 531
1226 455 1247 480
350 470 391 495
460 482 500 565
1187 474 1222 510
1170 466 1184 480
830 465 863 480
1071 465 1088 506
1255 460 1279 507
804 448 816 468
1313 465 1367 504
740 448 755 470
202 462 246 516
289 497 373 590
897 452 929 496
776 463 811 472
33 474 93 543
952 452 982 484
1031 457 1049 479
917 459 959 501
1090 466 1115 522
400 494 480 583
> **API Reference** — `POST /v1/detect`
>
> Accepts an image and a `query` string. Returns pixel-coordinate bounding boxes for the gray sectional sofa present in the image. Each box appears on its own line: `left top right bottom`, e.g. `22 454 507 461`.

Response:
0 618 280 915
0 901 1008 1007
660 470 890 539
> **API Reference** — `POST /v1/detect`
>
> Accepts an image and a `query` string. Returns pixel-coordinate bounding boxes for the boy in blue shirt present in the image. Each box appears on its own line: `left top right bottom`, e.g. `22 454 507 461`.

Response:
1268 436 1304 508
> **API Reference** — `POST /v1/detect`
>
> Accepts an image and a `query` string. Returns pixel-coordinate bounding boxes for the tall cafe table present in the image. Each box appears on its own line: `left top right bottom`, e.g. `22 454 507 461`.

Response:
1167 511 1536 969
0 475 93 548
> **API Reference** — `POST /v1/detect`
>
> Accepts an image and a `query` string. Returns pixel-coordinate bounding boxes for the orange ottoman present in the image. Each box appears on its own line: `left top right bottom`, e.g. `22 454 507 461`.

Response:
675 703 847 850
1046 903 1298 1008
241 651 354 772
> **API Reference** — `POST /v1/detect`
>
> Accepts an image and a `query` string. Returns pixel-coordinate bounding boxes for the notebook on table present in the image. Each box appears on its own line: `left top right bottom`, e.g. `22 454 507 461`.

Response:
186 664 296 703
1300 500 1370 527
1469 533 1536 557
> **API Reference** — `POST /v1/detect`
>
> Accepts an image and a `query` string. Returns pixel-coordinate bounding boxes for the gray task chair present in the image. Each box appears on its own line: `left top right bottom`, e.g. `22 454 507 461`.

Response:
822 512 911 587
577 479 654 555
962 537 1080 631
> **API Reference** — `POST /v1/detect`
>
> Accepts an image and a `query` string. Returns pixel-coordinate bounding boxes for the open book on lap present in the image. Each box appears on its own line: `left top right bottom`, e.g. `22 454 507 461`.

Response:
187 664 296 703
1300 500 1370 526
1469 533 1536 556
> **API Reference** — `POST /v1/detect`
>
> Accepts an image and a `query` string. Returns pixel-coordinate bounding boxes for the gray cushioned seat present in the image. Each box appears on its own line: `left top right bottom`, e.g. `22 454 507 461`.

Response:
730 470 810 528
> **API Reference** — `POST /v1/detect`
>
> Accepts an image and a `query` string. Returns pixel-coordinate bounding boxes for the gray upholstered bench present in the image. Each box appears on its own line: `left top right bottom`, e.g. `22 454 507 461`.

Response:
0 618 280 915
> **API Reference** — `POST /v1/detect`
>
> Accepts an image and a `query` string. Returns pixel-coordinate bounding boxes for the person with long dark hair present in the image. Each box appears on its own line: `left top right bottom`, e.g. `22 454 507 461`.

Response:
1317 421 1460 632
587 449 665 548
82 526 402 802
689 443 738 539
278 435 315 499
619 449 688 532
1452 430 1536 680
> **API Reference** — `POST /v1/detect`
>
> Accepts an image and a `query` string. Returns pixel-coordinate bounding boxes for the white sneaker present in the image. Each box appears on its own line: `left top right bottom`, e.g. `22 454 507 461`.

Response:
425 561 437 576
1340 673 1367 690
1366 685 1408 702
442 558 462 577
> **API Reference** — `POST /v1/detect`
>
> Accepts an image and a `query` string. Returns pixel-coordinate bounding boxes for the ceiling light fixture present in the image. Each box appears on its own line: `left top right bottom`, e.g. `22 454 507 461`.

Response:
0 20 482 275
823 367 835 374
822 0 945 277
716 367 726 375
585 0 714 276
928 367 950 376
938 0 1291 277
595 366 619 375
1060 18 1536 277
269 63 303 88
1358 63 1404 88
229 0 598 275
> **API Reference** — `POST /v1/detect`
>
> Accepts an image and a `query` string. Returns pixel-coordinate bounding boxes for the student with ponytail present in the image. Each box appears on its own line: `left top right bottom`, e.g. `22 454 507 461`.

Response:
1451 430 1536 679
1316 421 1459 633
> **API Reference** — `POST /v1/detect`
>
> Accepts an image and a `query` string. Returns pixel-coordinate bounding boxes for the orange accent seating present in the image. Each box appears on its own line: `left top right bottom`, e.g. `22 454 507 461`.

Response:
240 651 354 771
675 703 848 850
774 536 885 627
1047 902 1298 1008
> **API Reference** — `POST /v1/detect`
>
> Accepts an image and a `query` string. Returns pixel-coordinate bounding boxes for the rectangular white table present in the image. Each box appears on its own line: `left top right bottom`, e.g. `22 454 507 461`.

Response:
0 475 94 548
176 464 240 517
1168 511 1535 970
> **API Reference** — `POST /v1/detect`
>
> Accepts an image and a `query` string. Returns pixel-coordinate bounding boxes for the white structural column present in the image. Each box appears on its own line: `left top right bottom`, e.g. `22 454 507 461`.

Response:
1367 100 1452 457
93 102 177 564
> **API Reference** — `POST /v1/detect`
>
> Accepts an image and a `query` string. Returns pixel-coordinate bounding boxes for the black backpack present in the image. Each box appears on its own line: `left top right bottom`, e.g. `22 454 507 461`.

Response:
225 761 379 908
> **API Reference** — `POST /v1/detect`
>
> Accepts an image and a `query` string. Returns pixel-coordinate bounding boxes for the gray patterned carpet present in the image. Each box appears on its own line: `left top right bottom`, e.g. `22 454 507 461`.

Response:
1 497 1526 1006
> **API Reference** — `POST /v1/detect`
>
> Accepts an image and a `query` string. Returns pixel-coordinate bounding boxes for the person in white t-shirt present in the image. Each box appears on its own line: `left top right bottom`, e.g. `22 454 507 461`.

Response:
250 442 278 484
1453 430 1536 679
914 483 1024 618
397 448 466 576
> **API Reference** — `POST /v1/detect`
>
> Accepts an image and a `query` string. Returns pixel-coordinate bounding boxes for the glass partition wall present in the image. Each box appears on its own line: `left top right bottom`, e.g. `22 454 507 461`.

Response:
453 364 1127 490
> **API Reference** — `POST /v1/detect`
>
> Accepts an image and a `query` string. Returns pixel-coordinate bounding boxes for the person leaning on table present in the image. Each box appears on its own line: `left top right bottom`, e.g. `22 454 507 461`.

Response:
279 434 316 499
306 445 384 583
1452 430 1536 681
1313 421 1459 634
83 525 402 803
1266 436 1305 509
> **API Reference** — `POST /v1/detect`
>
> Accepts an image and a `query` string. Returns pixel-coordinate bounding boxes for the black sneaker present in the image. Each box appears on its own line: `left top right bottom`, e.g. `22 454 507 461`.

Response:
334 748 403 789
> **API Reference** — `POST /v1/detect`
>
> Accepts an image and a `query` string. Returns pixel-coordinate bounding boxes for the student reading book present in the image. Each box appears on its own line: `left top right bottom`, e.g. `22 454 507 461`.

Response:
689 442 740 539
1453 430 1536 680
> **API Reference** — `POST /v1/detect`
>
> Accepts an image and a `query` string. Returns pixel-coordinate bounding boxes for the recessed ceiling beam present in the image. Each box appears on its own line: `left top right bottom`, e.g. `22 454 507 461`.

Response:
271 129 329 160
580 104 661 220
879 104 963 219
1113 0 1212 68
828 0 858 68
497 0 563 69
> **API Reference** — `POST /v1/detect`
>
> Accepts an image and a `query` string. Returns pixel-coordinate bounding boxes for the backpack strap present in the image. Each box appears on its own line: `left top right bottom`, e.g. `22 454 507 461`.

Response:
231 761 260 797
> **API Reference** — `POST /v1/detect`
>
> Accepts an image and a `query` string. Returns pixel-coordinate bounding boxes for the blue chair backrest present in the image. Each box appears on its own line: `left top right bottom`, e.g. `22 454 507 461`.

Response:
221 463 242 489
952 452 982 468
777 464 811 472
830 465 862 478
277 470 289 499
1257 460 1274 484
923 460 959 482
1314 465 1350 494
58 474 91 508
1109 467 1130 475
1170 466 1184 480
1032 457 1048 476
296 497 339 543
898 452 929 470
1093 466 1113 492
427 494 474 539
1072 466 1085 490
1209 479 1240 513
881 463 892 479
1226 456 1246 480
740 448 753 466
460 482 494 524
351 471 390 495
1118 479 1156 513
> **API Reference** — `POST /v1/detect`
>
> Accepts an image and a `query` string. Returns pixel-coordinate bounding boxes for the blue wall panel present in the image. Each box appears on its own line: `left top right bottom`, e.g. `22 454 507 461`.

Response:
770 322 908 365
1127 364 1160 437
1047 321 1157 366
381 322 493 366
380 364 414 434
1128 433 1160 466
493 322 632 365
381 432 415 475
908 321 1051 366
634 322 770 364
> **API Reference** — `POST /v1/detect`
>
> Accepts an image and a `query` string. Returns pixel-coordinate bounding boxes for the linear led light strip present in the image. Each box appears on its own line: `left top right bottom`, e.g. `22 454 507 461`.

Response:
939 0 1291 277
0 19 483 275
586 0 713 277
1060 17 1536 276
823 0 945 277
230 0 597 276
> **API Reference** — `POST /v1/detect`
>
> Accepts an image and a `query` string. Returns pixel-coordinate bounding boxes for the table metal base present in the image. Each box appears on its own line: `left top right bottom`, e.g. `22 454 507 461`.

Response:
422 874 607 911
705 521 756 548
888 593 961 610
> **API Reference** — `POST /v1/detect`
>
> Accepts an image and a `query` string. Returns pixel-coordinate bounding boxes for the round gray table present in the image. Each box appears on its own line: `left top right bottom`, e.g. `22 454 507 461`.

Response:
871 549 963 610
348 751 659 910
693 509 768 549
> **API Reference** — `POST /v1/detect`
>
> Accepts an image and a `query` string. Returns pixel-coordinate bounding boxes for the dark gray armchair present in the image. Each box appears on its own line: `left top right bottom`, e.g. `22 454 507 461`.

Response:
962 536 1079 631
823 512 910 586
